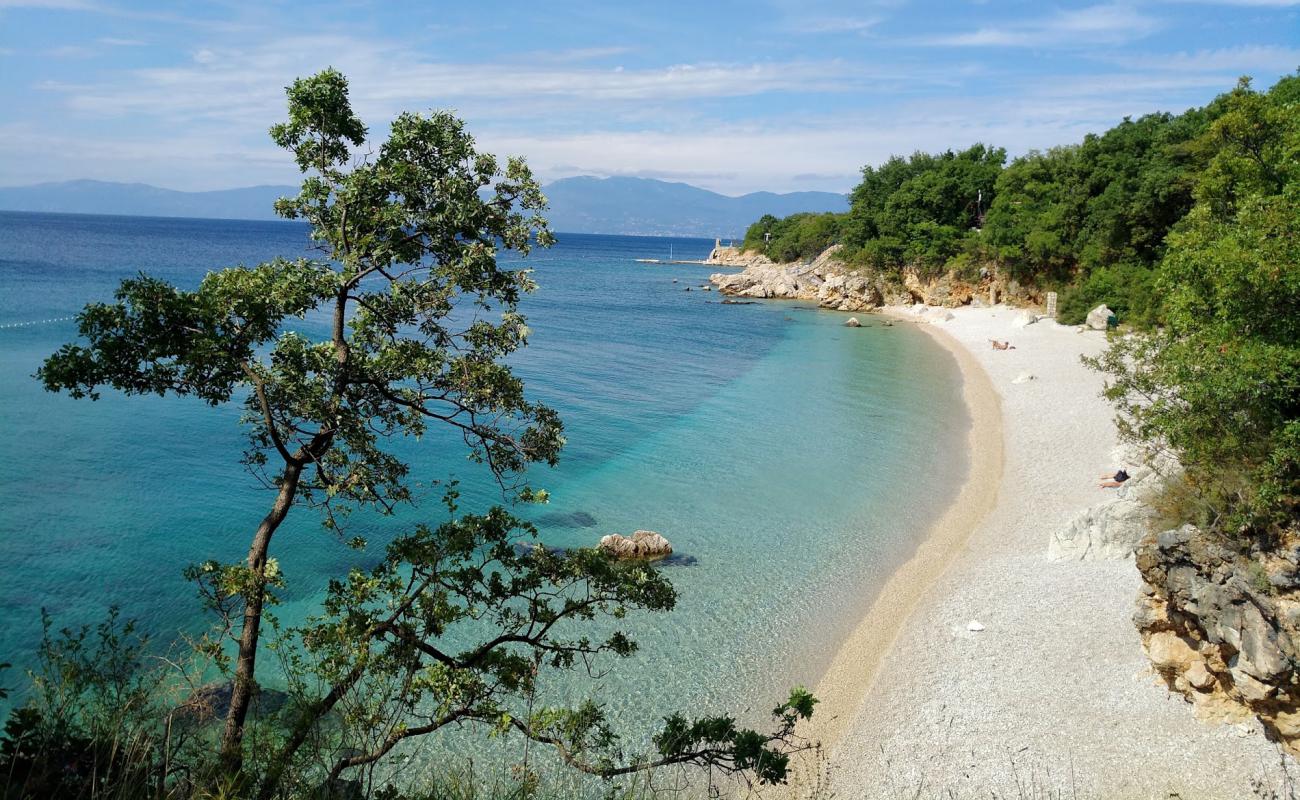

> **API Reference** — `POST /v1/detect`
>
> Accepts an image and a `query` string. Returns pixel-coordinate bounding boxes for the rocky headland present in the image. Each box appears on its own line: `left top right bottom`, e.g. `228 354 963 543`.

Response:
704 244 1011 312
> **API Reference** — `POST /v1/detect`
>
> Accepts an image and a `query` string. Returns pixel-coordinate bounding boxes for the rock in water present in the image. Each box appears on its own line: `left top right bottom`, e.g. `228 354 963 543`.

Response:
844 317 862 327
1086 304 1115 330
599 530 673 560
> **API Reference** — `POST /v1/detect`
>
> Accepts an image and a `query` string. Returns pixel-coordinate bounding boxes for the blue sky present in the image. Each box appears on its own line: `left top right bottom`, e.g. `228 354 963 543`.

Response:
1 1 1297 195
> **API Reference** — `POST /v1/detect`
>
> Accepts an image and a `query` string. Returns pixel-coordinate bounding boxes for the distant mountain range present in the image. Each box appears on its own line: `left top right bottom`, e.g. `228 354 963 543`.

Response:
538 176 847 237
0 177 847 238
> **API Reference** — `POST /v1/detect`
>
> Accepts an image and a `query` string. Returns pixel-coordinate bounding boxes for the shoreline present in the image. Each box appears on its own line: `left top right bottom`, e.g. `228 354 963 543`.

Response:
813 304 1292 798
802 308 1004 751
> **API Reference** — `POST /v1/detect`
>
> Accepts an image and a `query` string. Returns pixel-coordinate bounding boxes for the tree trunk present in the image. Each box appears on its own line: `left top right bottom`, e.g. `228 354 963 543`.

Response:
219 461 303 774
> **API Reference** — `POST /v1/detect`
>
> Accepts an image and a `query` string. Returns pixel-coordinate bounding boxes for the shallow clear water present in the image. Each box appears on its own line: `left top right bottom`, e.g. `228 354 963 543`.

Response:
0 211 966 751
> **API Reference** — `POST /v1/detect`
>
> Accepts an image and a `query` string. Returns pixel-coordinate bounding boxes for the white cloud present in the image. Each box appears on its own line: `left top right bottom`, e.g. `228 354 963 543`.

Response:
46 44 95 58
1110 44 1300 72
921 3 1161 47
39 34 880 133
790 16 882 34
1171 0 1299 5
0 0 96 7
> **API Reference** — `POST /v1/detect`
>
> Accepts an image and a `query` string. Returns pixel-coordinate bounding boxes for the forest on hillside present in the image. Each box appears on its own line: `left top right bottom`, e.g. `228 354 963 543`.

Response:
741 73 1298 328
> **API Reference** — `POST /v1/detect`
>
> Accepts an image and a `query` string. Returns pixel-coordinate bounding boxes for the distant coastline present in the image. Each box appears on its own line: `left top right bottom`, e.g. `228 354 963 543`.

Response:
0 176 847 238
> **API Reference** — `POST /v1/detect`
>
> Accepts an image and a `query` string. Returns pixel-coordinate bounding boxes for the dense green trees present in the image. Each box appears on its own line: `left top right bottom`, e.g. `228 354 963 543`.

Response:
12 70 815 799
1089 75 1300 537
742 73 1297 329
843 144 1004 272
740 212 842 262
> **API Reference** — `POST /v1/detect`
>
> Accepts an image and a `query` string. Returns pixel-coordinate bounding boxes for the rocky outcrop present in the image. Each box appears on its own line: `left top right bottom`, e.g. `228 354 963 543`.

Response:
705 244 777 269
709 245 885 312
1086 304 1115 330
598 530 673 560
705 244 1039 313
1135 523 1300 753
900 269 979 307
1049 445 1182 561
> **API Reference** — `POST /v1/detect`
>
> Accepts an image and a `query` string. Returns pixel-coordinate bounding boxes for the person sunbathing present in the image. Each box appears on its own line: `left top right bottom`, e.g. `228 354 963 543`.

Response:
1099 469 1130 488
989 339 1015 350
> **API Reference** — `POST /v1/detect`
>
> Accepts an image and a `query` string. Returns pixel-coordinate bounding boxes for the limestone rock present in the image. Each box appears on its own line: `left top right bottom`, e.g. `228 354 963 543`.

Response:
1011 311 1038 328
1049 446 1183 561
1135 521 1300 756
1011 372 1037 384
1086 304 1115 330
1186 660 1216 691
901 269 976 307
844 317 862 328
708 245 884 312
598 530 673 560
1049 496 1157 561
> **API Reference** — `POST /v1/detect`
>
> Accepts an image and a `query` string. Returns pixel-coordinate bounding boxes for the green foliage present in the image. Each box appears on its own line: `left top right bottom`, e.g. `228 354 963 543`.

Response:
39 67 563 774
733 74 1297 332
842 143 1004 273
1194 75 1300 216
1057 263 1160 327
1089 73 1300 537
981 146 1082 282
982 106 1209 303
741 212 844 262
0 610 185 800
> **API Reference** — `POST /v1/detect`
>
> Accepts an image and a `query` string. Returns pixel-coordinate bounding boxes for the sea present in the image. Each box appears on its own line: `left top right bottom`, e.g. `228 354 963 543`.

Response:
0 210 967 772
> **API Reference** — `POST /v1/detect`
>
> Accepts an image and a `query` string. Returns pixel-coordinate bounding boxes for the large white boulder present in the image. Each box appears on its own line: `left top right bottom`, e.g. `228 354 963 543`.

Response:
1049 445 1183 560
1048 496 1158 561
1086 304 1115 330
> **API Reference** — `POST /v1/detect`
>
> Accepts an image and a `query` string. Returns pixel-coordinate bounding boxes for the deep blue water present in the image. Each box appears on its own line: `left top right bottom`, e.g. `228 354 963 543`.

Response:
0 211 967 753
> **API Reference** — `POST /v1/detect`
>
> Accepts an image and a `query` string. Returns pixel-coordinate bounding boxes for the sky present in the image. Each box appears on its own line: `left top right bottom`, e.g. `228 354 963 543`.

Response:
0 1 1297 196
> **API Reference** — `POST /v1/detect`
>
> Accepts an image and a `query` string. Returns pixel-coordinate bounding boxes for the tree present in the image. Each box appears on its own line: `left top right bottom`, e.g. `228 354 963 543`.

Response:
982 146 1083 281
249 502 814 798
41 68 564 776
37 69 815 795
842 144 1005 272
1088 73 1300 535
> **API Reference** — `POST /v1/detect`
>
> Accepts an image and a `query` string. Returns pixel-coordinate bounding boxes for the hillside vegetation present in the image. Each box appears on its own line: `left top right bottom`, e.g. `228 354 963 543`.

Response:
740 74 1298 328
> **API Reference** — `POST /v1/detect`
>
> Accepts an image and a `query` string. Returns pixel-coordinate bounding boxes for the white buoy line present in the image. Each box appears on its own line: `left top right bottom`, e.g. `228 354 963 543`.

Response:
0 316 77 330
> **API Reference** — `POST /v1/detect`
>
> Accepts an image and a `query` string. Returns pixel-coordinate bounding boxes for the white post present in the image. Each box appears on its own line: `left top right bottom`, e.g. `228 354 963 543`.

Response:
1046 291 1058 318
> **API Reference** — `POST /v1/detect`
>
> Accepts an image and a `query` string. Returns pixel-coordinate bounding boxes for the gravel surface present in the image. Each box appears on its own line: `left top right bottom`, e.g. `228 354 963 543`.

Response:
822 305 1295 800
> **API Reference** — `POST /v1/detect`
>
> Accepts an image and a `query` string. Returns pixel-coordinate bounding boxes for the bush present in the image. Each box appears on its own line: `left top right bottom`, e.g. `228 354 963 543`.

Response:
741 212 844 262
1057 264 1160 327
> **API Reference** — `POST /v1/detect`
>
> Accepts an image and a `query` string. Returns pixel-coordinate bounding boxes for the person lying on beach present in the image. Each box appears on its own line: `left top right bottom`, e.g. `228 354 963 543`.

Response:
1099 469 1131 488
989 339 1015 350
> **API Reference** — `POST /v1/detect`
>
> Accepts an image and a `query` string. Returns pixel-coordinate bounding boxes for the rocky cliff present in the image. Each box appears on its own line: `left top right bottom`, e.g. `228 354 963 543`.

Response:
1136 523 1300 754
1052 446 1300 754
705 244 1000 311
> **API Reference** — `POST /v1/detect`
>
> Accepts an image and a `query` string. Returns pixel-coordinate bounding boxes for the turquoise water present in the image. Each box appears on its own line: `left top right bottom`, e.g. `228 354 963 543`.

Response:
0 211 967 751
